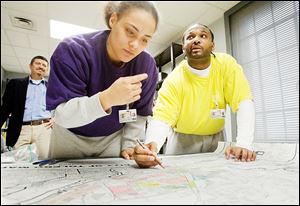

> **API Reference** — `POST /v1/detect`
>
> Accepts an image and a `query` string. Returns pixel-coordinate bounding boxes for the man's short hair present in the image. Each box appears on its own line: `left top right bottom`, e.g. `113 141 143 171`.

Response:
30 56 48 65
182 24 214 43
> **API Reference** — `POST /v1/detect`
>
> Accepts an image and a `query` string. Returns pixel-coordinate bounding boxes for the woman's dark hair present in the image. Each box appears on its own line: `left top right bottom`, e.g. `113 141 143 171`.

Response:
104 1 159 30
30 56 48 65
182 23 214 43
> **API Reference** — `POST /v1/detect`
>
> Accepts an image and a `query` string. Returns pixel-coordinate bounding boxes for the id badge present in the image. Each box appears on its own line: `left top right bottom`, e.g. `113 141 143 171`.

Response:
119 109 137 123
210 109 226 119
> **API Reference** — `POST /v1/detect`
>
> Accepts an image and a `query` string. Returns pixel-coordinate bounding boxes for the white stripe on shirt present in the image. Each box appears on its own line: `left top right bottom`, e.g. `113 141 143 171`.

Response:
235 99 255 151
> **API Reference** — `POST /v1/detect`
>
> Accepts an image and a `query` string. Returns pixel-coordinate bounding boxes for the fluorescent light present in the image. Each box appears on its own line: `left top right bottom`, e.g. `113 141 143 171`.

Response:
50 19 97 40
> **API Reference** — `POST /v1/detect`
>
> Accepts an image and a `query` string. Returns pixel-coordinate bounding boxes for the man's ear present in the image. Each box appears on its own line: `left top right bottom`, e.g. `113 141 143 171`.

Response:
182 43 187 54
211 42 215 52
109 12 118 28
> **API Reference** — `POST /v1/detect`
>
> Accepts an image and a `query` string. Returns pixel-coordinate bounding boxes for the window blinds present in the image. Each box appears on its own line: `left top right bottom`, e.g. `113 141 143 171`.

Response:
230 1 299 142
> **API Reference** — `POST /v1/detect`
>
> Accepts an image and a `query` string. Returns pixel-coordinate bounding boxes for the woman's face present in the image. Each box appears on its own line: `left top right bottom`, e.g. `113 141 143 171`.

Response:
107 8 157 64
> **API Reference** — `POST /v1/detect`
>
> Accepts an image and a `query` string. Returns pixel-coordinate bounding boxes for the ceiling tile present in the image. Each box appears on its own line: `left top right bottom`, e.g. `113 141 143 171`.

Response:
152 21 182 45
48 38 61 57
28 35 49 51
1 1 48 17
1 29 10 44
6 30 30 47
1 44 16 56
1 55 20 66
2 8 50 37
157 4 228 48
194 5 225 26
157 1 211 27
13 46 49 59
20 62 32 74
206 1 240 10
47 2 102 29
18 57 31 68
1 1 240 74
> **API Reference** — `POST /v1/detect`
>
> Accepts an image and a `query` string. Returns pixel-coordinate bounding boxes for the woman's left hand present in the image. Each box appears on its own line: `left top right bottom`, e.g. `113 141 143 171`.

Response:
121 148 134 160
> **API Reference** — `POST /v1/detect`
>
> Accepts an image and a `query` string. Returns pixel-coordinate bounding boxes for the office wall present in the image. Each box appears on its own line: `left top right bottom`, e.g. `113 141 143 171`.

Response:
4 71 28 80
209 17 227 53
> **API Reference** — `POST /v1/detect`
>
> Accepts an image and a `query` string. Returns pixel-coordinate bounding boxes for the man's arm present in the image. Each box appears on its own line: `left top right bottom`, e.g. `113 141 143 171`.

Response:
236 99 255 150
225 99 256 161
145 117 171 152
133 117 171 168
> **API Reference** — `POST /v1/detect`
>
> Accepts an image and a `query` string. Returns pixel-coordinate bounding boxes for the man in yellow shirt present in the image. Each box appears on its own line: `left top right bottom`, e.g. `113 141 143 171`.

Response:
134 24 256 168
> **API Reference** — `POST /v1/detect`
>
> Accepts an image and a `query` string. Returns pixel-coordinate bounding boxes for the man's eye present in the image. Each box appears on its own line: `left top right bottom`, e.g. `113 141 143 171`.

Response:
187 36 193 40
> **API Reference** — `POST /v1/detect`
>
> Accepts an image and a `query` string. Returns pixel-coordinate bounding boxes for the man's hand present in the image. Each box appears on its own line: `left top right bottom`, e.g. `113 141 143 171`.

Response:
44 118 54 129
121 148 134 160
133 141 159 168
225 146 256 162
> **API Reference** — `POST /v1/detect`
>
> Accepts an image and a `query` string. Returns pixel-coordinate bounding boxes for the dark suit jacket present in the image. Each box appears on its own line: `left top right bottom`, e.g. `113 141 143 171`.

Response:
0 77 47 147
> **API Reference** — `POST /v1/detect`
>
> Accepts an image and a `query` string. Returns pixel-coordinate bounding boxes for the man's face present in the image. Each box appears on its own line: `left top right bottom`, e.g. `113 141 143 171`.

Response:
182 25 215 60
30 59 48 77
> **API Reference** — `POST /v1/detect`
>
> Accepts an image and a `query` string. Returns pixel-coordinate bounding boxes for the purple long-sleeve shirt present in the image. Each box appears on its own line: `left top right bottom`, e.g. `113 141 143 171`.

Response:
46 30 158 137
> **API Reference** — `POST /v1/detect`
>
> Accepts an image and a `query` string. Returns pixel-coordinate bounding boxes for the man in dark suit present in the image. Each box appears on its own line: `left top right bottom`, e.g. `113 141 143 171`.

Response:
1 56 53 159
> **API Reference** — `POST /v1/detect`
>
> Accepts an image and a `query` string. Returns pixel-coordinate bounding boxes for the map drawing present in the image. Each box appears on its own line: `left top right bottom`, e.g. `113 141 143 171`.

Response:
1 142 299 205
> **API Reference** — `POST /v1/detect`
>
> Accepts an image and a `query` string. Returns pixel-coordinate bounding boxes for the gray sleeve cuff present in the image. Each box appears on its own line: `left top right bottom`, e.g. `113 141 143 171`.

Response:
53 92 111 128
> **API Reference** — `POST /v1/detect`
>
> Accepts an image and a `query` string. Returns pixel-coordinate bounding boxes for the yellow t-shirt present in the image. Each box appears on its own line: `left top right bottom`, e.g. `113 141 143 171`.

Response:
153 53 253 135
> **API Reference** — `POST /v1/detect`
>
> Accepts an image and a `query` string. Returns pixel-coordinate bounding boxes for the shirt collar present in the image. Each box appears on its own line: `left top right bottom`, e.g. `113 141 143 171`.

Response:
186 61 211 78
29 76 45 85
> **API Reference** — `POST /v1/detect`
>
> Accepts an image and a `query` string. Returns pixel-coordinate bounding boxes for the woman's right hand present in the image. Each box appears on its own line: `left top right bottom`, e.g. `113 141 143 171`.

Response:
99 73 148 111
133 141 159 168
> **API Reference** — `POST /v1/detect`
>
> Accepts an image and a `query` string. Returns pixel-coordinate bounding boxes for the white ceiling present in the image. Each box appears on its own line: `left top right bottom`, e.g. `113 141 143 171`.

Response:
1 1 239 74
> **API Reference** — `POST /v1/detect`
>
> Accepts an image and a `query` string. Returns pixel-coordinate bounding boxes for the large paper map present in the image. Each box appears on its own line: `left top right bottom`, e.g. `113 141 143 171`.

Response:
1 142 299 204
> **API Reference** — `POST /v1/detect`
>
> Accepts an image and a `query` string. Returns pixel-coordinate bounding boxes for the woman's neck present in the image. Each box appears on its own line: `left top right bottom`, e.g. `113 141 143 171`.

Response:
106 35 124 68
